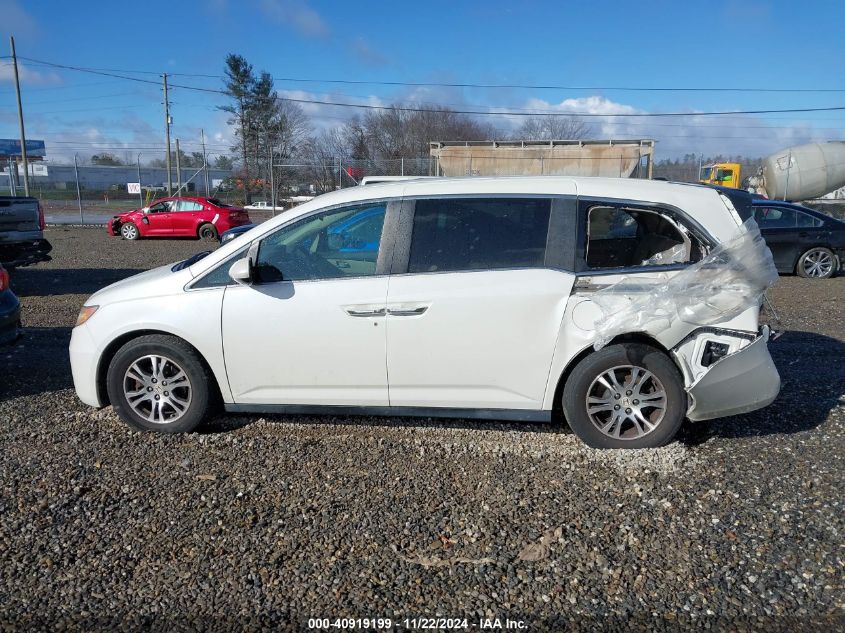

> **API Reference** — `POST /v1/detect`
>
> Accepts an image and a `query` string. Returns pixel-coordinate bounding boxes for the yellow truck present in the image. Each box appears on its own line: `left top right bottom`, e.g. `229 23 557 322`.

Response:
699 162 741 189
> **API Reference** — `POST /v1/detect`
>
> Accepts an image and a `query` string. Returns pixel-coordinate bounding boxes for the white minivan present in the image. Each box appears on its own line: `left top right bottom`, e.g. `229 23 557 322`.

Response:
70 177 781 449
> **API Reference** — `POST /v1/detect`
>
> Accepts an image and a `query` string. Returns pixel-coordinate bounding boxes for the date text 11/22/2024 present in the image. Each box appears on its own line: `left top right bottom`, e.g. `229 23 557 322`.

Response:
307 617 527 630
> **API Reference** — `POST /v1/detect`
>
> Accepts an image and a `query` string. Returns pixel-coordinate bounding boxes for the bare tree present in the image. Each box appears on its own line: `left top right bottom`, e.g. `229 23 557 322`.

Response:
359 105 498 163
299 128 348 192
513 115 592 140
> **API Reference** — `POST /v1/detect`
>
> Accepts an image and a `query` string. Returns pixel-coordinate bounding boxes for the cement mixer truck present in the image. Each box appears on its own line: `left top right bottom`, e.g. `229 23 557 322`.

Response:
699 141 845 201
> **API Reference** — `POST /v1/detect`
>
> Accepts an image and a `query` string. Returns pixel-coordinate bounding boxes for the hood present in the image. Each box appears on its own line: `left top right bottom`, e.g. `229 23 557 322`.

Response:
115 208 143 219
87 263 193 306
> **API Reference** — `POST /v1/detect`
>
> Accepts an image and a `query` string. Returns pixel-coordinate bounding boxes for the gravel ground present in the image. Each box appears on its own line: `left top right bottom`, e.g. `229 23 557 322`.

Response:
1 228 843 631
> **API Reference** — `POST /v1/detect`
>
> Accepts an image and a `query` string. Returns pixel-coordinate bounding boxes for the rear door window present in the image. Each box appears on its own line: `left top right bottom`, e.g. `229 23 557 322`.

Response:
407 198 551 273
752 206 821 228
586 205 694 269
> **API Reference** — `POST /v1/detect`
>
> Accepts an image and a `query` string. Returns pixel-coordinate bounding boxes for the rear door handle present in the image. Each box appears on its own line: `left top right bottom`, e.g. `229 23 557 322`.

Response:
344 307 386 317
386 306 428 316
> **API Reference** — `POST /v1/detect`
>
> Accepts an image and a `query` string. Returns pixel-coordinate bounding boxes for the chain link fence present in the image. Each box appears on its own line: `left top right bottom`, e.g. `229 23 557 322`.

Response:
6 154 735 222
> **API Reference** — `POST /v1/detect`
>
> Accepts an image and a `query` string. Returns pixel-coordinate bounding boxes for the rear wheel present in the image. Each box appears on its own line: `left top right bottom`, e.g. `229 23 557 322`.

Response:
562 343 686 449
106 334 214 433
120 222 140 240
796 247 836 279
198 223 219 241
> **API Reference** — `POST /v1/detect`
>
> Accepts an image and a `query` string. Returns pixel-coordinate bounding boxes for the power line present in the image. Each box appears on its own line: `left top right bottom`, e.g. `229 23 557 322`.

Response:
17 56 845 119
16 56 845 93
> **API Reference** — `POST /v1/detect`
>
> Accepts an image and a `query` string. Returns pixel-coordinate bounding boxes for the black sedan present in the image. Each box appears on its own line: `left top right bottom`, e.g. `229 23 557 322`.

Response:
752 201 845 279
0 263 21 344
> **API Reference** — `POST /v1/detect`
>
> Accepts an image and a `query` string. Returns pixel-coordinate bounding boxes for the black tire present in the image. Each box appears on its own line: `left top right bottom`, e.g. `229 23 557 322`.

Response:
562 343 686 449
198 223 219 241
796 247 837 279
120 222 140 241
106 334 215 433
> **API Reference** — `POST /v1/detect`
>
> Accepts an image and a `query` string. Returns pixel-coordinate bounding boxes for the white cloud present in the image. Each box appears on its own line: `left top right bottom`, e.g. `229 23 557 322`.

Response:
510 96 844 158
276 88 385 130
0 62 62 86
259 0 329 38
1 0 37 35
350 37 387 66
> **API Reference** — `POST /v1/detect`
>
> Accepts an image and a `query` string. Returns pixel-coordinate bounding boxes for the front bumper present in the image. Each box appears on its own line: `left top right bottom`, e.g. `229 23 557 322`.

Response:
0 238 52 268
69 323 102 407
107 218 121 236
686 325 780 421
0 289 21 345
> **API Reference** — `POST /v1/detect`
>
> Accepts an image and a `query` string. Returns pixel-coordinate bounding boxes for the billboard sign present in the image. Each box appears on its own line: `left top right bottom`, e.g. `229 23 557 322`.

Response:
0 139 46 158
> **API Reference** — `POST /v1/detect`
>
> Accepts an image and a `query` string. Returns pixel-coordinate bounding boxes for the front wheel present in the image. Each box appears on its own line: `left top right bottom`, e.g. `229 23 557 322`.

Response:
106 334 215 433
562 343 686 449
796 247 836 279
120 222 140 240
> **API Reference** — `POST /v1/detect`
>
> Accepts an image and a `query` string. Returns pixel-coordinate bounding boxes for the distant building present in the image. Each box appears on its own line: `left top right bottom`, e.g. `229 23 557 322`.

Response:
13 164 234 192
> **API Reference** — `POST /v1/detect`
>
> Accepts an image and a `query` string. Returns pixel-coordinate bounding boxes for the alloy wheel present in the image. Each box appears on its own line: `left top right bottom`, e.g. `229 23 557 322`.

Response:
121 224 138 239
585 365 667 440
122 354 192 424
802 249 834 278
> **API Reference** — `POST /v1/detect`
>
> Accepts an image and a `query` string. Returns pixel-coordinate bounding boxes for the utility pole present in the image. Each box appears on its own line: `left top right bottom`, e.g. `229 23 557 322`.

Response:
73 154 83 222
10 35 30 197
201 129 210 196
175 138 182 195
163 73 172 196
136 153 143 206
268 137 275 215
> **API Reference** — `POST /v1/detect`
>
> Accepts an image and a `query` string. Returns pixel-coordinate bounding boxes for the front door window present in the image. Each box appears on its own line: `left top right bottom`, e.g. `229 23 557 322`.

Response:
255 203 387 282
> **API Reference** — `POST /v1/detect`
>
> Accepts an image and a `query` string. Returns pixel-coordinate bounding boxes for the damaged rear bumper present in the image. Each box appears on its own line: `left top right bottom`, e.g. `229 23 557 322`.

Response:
684 325 780 421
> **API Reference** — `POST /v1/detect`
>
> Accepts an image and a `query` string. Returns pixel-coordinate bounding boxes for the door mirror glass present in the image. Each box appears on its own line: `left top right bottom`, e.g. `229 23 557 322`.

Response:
228 257 253 285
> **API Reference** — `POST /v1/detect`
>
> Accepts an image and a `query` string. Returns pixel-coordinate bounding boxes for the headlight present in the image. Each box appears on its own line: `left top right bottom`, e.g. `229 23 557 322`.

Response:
75 305 99 327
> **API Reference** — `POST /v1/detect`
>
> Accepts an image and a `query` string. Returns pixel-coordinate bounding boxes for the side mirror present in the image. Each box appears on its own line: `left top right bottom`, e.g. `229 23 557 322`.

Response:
228 258 252 285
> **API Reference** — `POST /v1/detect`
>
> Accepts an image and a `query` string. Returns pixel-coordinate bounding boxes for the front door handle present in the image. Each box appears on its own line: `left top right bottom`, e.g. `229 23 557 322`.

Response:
344 307 386 317
386 306 428 316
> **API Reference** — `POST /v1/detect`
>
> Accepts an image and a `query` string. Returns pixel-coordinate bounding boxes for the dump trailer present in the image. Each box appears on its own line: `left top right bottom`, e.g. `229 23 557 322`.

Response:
430 139 655 179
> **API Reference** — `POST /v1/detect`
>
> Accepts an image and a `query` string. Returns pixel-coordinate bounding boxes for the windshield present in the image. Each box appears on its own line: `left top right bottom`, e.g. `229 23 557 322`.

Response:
699 166 713 181
171 250 211 272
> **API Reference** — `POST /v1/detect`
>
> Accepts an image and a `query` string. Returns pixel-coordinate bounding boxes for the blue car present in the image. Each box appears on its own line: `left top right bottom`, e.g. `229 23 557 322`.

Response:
325 205 383 255
220 223 256 245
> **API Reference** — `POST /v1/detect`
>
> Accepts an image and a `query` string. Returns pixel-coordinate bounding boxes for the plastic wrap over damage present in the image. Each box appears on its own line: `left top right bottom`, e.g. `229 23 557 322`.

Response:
591 219 779 350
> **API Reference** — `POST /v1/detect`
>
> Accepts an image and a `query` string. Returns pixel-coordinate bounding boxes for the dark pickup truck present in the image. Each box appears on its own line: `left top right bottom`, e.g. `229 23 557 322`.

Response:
0 196 52 267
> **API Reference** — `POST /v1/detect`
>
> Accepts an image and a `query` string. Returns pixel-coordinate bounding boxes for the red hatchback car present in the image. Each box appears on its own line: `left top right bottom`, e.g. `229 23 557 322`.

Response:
107 197 251 241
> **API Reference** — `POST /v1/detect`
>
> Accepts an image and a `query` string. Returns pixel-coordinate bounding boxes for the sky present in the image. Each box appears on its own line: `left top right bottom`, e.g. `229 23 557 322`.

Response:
1 0 844 165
